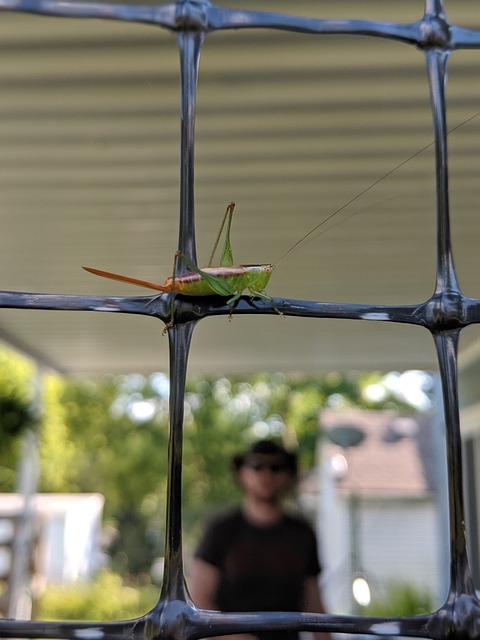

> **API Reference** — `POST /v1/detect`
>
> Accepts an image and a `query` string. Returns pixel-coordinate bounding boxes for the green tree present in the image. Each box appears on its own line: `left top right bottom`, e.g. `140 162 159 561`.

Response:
0 348 36 491
39 373 170 574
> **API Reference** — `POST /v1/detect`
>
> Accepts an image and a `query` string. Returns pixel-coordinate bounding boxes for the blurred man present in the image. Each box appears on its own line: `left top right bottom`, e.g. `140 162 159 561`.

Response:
189 439 331 640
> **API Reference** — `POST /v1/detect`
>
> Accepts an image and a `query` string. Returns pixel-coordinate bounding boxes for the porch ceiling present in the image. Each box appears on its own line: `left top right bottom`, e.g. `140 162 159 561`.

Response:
0 1 479 375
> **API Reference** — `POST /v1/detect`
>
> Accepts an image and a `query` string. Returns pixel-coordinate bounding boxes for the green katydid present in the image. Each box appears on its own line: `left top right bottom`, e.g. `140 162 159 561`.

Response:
83 202 277 328
83 111 480 328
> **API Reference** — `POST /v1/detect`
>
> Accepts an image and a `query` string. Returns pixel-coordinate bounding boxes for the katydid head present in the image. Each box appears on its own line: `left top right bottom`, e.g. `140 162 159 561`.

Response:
239 263 275 293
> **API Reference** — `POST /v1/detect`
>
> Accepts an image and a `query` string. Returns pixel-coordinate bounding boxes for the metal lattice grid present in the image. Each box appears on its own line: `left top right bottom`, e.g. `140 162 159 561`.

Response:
1 0 480 639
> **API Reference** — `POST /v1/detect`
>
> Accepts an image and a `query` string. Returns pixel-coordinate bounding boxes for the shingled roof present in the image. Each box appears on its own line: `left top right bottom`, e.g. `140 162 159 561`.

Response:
320 409 436 499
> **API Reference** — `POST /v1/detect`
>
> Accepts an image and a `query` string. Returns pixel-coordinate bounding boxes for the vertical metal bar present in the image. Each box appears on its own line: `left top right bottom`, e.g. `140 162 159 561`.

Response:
425 48 459 294
176 30 205 272
160 10 205 600
425 40 475 601
161 323 195 601
434 330 476 599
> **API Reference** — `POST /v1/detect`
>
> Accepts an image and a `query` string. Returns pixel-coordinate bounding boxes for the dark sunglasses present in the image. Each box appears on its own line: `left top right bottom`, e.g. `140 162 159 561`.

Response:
245 462 289 473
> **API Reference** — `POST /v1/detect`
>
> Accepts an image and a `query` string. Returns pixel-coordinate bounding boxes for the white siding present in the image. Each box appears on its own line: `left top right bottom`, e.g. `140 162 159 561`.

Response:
359 500 444 602
318 461 446 613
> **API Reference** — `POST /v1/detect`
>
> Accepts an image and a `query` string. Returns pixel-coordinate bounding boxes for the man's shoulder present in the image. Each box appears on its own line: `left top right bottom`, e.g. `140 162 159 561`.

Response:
205 507 244 531
195 507 244 563
283 512 316 534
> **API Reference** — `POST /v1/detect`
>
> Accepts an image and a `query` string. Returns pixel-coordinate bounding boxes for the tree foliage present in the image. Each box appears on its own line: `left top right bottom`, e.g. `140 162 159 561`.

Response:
363 581 433 617
39 373 170 574
0 348 36 491
37 569 158 621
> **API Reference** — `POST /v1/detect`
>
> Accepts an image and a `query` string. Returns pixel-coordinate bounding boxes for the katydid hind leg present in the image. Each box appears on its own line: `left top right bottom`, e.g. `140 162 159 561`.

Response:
208 202 235 267
219 202 235 267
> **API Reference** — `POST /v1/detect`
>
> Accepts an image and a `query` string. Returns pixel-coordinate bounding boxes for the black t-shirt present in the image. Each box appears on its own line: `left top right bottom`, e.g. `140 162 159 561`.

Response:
194 507 321 615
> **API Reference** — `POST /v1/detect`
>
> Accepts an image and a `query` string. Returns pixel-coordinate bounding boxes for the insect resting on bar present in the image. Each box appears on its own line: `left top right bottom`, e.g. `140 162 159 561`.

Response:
83 111 480 330
83 202 278 330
